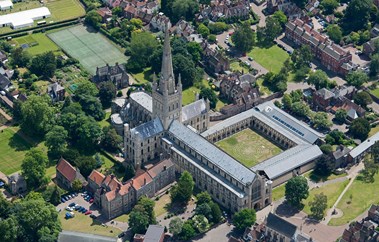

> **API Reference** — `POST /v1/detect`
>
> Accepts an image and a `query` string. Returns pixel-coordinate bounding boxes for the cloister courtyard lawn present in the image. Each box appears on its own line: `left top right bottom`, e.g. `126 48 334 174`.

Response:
216 128 282 167
272 184 285 202
329 172 379 226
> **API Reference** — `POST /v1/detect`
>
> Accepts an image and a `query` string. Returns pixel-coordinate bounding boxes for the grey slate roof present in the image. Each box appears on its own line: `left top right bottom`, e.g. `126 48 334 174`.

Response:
169 120 256 185
130 91 153 113
131 118 163 140
144 225 165 242
316 88 335 100
252 144 323 179
0 73 10 90
333 145 351 160
58 231 117 242
349 132 379 159
266 213 297 239
182 99 207 122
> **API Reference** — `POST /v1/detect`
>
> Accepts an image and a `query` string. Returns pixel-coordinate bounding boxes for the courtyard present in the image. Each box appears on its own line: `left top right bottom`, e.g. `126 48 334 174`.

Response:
216 128 282 167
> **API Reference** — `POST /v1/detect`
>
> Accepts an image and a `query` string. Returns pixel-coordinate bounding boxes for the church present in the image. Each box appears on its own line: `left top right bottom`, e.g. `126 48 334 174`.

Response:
113 29 271 212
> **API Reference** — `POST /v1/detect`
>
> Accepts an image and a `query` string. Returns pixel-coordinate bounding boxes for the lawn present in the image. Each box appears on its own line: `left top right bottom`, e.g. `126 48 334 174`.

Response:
302 179 349 216
216 128 282 167
154 193 171 217
230 61 249 73
329 172 379 226
256 78 271 95
182 79 211 106
98 112 111 128
131 67 153 85
14 33 61 56
369 125 379 137
304 170 347 183
59 211 120 237
0 127 31 175
48 25 127 75
272 184 285 201
249 45 289 74
97 152 124 180
370 88 379 99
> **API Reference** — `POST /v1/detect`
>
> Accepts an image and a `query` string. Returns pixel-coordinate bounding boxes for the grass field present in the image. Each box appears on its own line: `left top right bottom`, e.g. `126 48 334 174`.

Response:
154 193 171 217
0 127 31 175
59 211 120 237
182 79 211 106
98 112 111 128
272 184 285 202
329 172 379 226
370 88 379 99
302 179 349 216
249 45 289 74
369 125 379 137
48 25 127 75
14 33 61 56
131 67 153 85
216 129 282 167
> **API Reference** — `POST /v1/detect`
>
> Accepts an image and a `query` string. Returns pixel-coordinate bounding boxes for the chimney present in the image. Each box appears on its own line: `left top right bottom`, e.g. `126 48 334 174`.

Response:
131 178 134 185
163 165 167 171
144 178 146 185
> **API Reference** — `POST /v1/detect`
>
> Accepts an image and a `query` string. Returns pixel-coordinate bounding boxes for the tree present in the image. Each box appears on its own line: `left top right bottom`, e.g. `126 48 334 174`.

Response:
198 23 210 38
75 80 99 96
292 0 307 7
342 0 371 32
179 220 196 240
349 118 371 140
321 0 339 14
353 91 373 108
195 203 212 219
233 208 256 232
20 95 54 137
309 193 328 220
327 24 343 43
187 42 203 63
370 54 379 77
272 11 287 27
199 88 217 109
112 6 123 17
208 22 228 34
171 0 199 22
232 22 255 53
75 156 98 178
335 109 347 123
101 126 122 152
209 202 222 223
129 197 156 234
320 144 333 155
45 126 68 158
130 18 143 29
312 112 332 130
173 53 198 88
135 196 156 224
196 192 212 205
124 164 136 181
264 16 282 42
307 70 330 90
10 47 30 67
0 193 11 218
0 216 18 242
21 148 48 190
77 94 105 121
346 71 369 87
98 81 116 108
371 142 379 163
72 179 83 192
285 176 309 208
29 52 56 78
75 115 102 152
128 32 158 71
169 217 183 236
85 10 102 29
315 155 334 176
192 215 209 233
291 101 310 118
291 45 313 69
361 158 379 183
42 185 62 206
170 171 194 204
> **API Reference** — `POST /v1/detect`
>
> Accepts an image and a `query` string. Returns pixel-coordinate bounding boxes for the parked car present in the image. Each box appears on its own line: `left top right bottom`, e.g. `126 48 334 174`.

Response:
248 57 253 61
85 210 92 215
65 212 75 219
65 206 73 212
69 202 76 207
118 232 126 238
229 32 234 36
74 205 81 211
61 198 67 203
90 214 97 219
89 198 94 203
81 208 88 213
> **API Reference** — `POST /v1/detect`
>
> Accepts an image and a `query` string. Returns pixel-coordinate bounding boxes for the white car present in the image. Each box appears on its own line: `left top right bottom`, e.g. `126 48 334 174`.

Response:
66 206 73 212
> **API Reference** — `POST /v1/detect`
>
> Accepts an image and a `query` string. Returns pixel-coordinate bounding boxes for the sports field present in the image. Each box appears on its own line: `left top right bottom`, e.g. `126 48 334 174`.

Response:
48 25 128 74
216 128 282 167
14 33 60 55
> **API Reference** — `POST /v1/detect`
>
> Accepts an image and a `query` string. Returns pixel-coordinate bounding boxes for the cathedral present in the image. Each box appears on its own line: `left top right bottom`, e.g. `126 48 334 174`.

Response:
113 29 271 212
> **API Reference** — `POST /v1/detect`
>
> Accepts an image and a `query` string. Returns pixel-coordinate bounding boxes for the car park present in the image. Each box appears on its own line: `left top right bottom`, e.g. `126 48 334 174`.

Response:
66 206 73 212
69 202 76 207
85 210 92 215
61 197 66 203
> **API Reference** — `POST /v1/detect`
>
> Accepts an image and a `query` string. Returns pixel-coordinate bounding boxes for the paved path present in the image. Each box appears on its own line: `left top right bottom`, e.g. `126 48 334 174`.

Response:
250 2 266 28
0 107 11 121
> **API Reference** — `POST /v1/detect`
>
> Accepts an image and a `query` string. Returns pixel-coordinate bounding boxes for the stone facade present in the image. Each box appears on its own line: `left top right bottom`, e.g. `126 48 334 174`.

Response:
93 63 129 89
56 158 86 191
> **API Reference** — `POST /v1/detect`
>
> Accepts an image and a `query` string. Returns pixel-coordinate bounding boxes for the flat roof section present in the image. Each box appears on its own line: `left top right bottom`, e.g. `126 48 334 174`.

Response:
0 7 51 28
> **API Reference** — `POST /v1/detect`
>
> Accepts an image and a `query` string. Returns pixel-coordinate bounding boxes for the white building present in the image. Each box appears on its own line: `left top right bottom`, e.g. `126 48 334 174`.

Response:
0 7 51 29
0 0 13 11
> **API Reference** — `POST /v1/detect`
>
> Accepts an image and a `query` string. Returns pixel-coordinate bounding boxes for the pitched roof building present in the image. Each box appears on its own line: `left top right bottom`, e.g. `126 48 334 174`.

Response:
93 63 129 89
56 158 86 190
47 82 65 102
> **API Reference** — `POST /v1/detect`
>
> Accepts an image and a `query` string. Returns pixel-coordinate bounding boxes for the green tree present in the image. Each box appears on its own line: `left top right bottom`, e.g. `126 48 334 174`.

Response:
312 112 332 130
0 193 12 218
20 95 54 137
342 0 371 32
128 32 158 71
327 24 343 43
45 125 68 158
320 144 333 155
272 11 287 27
135 196 156 224
361 158 379 183
75 156 98 178
353 91 373 108
112 6 123 17
101 126 122 152
291 102 310 118
187 42 203 63
349 118 371 140
72 179 83 192
85 10 102 29
129 197 156 234
233 208 256 231
173 53 199 88
292 0 307 7
179 220 196 240
285 176 309 208
209 202 222 223
98 81 116 108
75 115 102 152
208 34 217 43
130 18 143 29
42 185 62 206
321 0 339 14
335 109 347 123
307 70 330 90
10 47 30 68
291 45 313 69
169 217 183 236
195 203 212 219
170 171 194 204
208 22 228 34
346 71 369 87
192 215 209 233
171 0 199 22
371 142 379 163
199 88 217 109
77 94 105 121
124 164 136 181
264 16 283 42
282 94 293 110
0 216 18 242
315 155 334 176
29 52 56 78
198 23 210 38
75 80 99 96
370 54 379 77
309 193 328 220
232 22 256 53
196 191 212 205
21 148 48 190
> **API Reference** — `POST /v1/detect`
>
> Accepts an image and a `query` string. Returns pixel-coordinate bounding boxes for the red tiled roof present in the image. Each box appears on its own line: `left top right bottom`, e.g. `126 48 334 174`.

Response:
131 171 152 190
147 159 173 179
88 170 105 186
56 158 77 183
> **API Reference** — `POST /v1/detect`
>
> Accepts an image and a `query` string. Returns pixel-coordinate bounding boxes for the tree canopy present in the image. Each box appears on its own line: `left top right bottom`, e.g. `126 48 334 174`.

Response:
346 71 369 87
171 0 199 22
307 70 334 90
170 171 194 204
101 126 122 152
29 52 57 78
233 208 256 232
309 193 328 220
285 176 309 208
342 0 372 32
232 22 256 53
98 81 116 108
85 10 102 29
349 118 371 140
128 31 159 71
45 125 68 158
321 0 339 15
353 91 373 108
199 88 217 109
327 24 343 44
21 148 48 190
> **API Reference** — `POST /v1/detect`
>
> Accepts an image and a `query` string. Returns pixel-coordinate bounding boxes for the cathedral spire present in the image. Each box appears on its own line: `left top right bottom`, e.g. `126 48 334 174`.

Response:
159 27 175 94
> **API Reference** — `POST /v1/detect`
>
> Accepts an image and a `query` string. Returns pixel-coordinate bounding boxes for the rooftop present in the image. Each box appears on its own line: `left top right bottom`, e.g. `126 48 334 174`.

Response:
88 170 105 186
58 230 117 242
129 91 152 113
0 7 51 28
130 118 163 140
56 158 78 183
182 99 207 122
266 213 297 238
144 225 165 242
147 158 174 179
349 132 379 158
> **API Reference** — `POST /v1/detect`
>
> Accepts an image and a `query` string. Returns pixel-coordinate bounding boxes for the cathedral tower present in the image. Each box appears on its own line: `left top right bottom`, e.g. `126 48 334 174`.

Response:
152 28 182 130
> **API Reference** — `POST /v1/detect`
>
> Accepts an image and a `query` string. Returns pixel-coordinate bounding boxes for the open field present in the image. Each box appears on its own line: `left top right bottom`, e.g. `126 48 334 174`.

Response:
272 184 285 202
0 127 31 175
249 45 289 74
302 179 349 216
48 25 127 75
59 211 120 237
13 33 61 56
154 193 171 217
98 112 111 128
216 128 282 167
370 88 379 99
329 172 379 226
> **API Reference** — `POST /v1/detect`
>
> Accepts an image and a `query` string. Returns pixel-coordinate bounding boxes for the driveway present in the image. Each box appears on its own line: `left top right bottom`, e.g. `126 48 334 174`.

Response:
240 56 268 75
250 2 266 28
216 30 233 49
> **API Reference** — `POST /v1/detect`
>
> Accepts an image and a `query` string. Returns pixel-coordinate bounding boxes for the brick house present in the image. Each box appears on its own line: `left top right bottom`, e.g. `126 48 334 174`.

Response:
56 158 86 191
285 19 353 76
202 42 230 74
97 7 112 23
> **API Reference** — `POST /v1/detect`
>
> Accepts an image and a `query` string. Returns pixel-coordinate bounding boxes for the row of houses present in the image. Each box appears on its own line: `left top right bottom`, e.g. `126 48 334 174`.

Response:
197 0 250 22
285 19 354 76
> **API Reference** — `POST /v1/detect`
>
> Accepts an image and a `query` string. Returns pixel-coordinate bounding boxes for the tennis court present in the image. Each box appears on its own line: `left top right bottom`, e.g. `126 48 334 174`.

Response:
48 25 127 74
